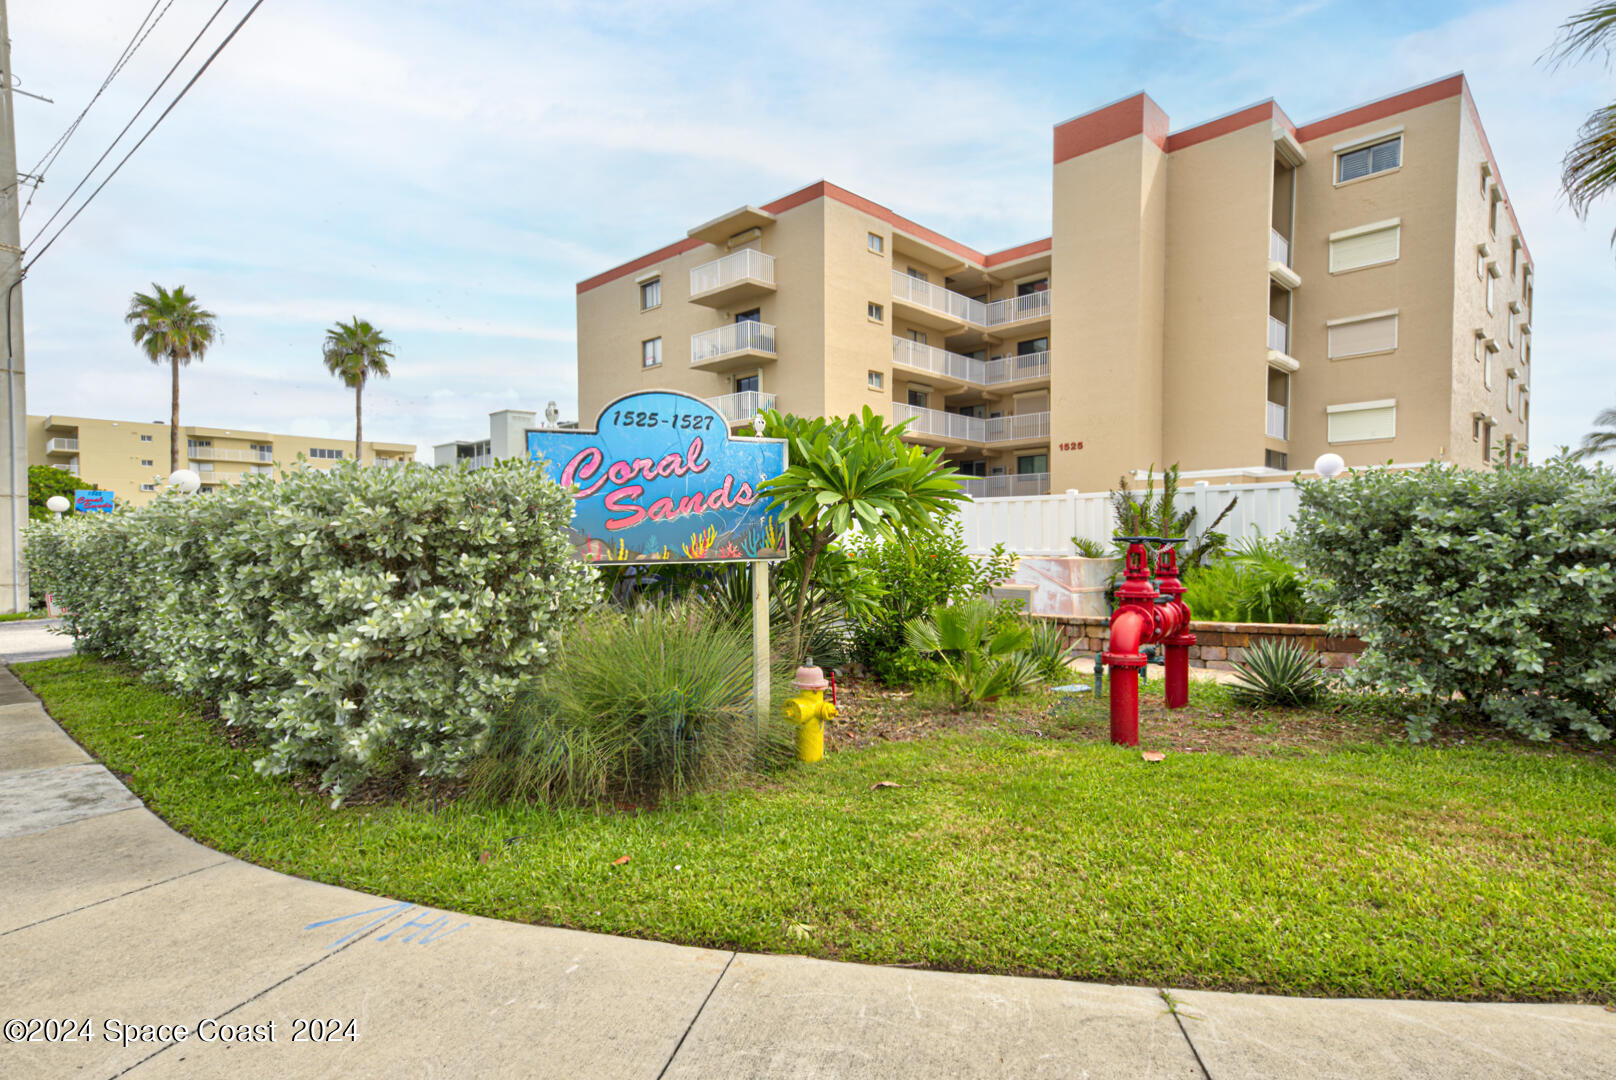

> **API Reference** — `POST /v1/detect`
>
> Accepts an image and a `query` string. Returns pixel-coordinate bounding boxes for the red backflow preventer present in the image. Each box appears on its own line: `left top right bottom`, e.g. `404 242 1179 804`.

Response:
1100 537 1196 746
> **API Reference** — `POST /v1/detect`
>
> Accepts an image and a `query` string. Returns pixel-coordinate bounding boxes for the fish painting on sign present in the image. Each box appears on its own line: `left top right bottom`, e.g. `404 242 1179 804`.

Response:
528 390 789 565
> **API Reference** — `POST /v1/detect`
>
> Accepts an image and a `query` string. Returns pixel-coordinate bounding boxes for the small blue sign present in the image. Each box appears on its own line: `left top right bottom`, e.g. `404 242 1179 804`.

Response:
73 490 114 513
528 390 788 564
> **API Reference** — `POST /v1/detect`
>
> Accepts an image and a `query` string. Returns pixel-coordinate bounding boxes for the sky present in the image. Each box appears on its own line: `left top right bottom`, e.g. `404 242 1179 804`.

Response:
9 0 1615 464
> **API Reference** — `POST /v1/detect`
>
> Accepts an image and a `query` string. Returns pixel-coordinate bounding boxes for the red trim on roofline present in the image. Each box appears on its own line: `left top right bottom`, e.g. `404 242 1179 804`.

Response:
1053 93 1168 164
1165 101 1284 153
1293 74 1464 144
985 237 1053 266
575 237 703 295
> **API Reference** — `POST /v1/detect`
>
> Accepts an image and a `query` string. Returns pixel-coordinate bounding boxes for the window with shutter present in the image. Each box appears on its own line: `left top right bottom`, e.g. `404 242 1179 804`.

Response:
1326 400 1397 443
1335 136 1401 183
1329 222 1400 272
1327 313 1398 359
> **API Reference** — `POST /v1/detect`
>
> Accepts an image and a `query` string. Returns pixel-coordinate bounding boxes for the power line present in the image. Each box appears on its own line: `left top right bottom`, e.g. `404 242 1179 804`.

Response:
18 0 168 220
22 0 235 258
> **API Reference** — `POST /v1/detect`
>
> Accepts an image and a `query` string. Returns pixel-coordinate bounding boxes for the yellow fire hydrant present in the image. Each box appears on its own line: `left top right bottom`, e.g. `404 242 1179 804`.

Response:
784 663 836 763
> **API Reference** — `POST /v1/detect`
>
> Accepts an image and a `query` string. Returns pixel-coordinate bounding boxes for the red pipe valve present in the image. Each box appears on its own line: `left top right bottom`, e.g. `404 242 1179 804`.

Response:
1101 537 1196 746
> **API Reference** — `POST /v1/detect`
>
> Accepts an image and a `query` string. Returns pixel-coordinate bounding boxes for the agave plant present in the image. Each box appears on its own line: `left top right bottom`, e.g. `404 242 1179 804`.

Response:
1227 638 1328 707
903 598 1042 707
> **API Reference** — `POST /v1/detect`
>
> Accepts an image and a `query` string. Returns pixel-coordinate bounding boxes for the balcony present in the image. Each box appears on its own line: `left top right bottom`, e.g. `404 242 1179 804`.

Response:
889 269 1055 339
1266 402 1288 440
189 446 275 463
1267 316 1288 353
688 249 776 308
706 390 776 426
892 402 1051 447
44 437 78 455
50 460 79 475
984 350 1051 385
959 473 1051 498
987 289 1051 327
890 338 1052 390
690 321 776 372
1269 228 1301 289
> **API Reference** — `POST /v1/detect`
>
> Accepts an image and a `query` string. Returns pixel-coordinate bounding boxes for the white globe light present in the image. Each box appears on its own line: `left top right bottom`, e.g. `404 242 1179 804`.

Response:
169 469 202 494
1313 453 1346 480
45 495 69 514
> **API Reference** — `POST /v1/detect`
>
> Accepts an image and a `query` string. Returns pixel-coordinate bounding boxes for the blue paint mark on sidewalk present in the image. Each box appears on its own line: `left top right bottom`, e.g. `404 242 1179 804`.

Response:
305 903 470 949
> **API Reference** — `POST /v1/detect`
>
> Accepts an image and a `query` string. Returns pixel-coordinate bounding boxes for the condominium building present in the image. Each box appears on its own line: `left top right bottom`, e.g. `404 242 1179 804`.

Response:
432 407 577 468
27 415 416 507
575 73 1531 496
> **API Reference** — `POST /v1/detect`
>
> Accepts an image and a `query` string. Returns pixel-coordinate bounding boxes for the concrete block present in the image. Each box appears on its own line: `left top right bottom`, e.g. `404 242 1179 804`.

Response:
662 952 1202 1080
1200 646 1227 662
1173 987 1616 1080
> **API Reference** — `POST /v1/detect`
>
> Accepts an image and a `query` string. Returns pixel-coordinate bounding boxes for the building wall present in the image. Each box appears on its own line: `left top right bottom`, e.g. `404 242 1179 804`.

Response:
26 415 415 508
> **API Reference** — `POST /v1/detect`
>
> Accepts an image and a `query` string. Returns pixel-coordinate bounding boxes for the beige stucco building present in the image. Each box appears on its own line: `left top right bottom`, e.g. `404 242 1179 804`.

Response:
575 74 1532 496
28 414 415 508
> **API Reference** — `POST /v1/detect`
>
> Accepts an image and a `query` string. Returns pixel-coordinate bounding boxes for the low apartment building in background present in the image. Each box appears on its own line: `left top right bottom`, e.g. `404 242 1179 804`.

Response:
28 415 416 508
432 406 578 468
575 73 1532 497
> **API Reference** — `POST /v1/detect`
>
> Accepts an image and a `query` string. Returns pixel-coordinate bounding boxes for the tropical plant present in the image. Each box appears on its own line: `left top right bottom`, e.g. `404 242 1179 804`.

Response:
1292 456 1616 743
1069 536 1110 558
1110 463 1236 566
467 601 794 805
1227 638 1328 707
1572 405 1616 462
1546 4 1616 247
844 527 1015 685
27 464 102 521
1181 536 1329 624
322 317 394 462
24 459 599 801
125 284 217 471
903 597 1042 707
757 406 967 658
1022 616 1074 683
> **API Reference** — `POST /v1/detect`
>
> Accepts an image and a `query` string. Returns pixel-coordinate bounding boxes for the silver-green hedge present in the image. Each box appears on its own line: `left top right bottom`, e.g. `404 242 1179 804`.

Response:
25 461 598 799
1292 457 1616 743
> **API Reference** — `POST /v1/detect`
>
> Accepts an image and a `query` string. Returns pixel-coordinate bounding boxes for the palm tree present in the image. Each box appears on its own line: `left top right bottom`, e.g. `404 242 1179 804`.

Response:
1573 407 1616 461
1547 4 1616 241
125 284 218 472
321 317 393 463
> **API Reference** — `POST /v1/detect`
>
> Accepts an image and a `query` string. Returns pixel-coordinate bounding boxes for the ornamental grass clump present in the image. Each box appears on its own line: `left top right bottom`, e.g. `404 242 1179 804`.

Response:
1227 638 1329 707
468 602 795 804
24 460 598 800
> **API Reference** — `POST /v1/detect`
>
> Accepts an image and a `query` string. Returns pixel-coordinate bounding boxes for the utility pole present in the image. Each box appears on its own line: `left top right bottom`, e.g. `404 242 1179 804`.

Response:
0 0 26 614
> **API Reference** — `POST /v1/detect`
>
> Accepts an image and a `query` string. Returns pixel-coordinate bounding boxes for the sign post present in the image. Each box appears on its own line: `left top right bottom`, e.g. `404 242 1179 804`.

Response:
527 391 789 728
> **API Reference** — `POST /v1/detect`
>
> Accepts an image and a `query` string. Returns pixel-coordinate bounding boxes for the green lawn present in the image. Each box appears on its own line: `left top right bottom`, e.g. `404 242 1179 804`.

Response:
17 654 1616 1003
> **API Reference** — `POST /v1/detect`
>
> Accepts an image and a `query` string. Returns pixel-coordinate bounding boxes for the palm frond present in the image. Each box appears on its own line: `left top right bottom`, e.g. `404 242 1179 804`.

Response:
1563 103 1616 226
1544 3 1616 69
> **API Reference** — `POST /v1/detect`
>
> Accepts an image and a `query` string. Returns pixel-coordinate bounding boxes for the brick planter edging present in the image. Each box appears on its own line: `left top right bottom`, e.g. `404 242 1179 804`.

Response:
1038 614 1366 671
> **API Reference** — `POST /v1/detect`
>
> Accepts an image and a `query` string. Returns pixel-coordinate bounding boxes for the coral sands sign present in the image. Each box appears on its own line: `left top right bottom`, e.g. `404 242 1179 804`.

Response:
528 391 788 564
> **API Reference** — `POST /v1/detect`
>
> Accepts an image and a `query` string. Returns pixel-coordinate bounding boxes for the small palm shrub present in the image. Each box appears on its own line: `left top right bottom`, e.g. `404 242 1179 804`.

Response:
1227 638 1328 707
903 598 1043 707
467 602 794 804
1023 617 1074 682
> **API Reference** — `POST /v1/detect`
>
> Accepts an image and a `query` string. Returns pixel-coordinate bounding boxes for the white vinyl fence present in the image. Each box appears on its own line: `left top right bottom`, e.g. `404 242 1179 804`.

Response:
958 479 1304 556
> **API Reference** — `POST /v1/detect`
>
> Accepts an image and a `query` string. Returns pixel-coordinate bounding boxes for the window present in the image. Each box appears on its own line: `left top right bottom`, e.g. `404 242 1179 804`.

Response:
140 483 156 491
1473 414 1483 441
1480 163 1492 196
140 459 153 467
867 302 883 322
1329 220 1400 273
197 462 214 473
953 404 986 419
1485 267 1496 314
139 434 153 442
639 278 661 310
1484 341 1497 389
310 447 344 460
1016 278 1049 296
1327 312 1398 359
1489 188 1502 236
957 459 987 477
1507 310 1517 347
1265 450 1289 470
642 337 662 368
1336 136 1401 183
1506 371 1517 412
1326 399 1397 443
867 370 884 390
906 267 928 283
735 374 759 394
1017 454 1048 475
1510 238 1520 279
1482 420 1493 463
188 438 211 449
907 329 927 345
867 233 884 254
1522 396 1530 427
907 388 930 409
1476 245 1487 280
1474 329 1487 363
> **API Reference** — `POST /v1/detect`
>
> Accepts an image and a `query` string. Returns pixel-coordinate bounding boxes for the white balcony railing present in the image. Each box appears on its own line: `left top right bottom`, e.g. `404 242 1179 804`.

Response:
987 289 1051 326
189 446 275 463
959 472 1051 498
44 437 79 454
1266 402 1288 440
984 350 1051 384
1267 316 1289 354
1270 228 1291 266
690 249 775 296
691 321 776 364
892 402 1051 445
891 269 1054 329
706 390 776 425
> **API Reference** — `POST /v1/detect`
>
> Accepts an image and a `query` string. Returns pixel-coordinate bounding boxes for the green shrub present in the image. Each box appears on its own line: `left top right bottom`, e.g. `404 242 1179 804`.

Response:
468 602 794 804
24 460 599 799
904 598 1043 707
1111 464 1236 566
1292 457 1616 742
1069 537 1109 558
1227 638 1328 707
1182 537 1329 624
845 526 1015 686
1023 617 1073 682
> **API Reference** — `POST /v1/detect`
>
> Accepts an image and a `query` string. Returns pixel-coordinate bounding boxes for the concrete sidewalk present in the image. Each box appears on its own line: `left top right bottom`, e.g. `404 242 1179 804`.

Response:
2 665 1613 1078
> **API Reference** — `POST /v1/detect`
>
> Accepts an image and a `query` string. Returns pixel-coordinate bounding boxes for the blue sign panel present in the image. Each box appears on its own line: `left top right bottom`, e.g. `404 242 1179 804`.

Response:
73 490 114 513
528 390 788 564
